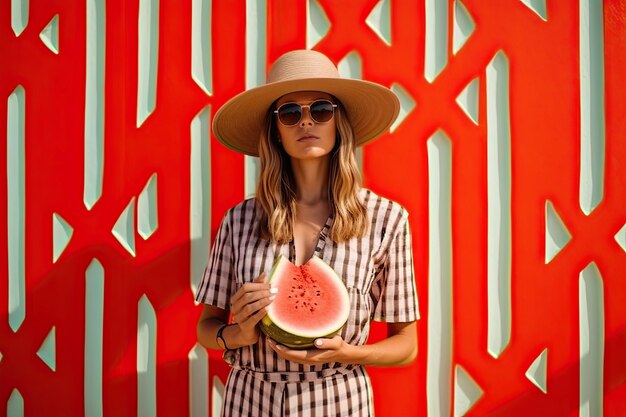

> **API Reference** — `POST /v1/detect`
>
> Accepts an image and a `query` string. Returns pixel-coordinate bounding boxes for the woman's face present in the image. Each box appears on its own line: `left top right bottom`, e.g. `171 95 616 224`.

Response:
274 91 337 161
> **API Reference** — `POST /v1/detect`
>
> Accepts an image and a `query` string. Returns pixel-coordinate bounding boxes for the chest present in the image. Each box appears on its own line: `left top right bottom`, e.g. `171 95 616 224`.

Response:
292 210 330 265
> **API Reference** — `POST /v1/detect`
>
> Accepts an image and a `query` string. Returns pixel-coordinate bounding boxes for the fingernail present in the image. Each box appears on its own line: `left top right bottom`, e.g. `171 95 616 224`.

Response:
315 339 323 347
269 295 276 301
270 288 278 294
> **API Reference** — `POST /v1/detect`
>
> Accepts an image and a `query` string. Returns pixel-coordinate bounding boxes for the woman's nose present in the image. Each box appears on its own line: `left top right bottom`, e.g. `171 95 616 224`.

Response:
299 108 314 127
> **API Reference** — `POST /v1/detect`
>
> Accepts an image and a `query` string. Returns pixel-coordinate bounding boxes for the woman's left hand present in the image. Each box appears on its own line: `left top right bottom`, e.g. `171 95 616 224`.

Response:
267 335 353 365
266 322 417 367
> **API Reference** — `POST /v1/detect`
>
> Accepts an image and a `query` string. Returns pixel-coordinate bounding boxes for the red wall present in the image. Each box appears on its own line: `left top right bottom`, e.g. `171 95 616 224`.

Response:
1 1 625 416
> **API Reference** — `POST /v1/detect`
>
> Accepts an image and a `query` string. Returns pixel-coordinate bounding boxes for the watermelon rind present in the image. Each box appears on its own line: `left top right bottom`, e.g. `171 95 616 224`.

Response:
259 255 350 349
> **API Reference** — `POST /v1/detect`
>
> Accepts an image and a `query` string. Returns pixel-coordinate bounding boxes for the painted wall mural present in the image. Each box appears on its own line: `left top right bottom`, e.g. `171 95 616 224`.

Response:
1 0 625 416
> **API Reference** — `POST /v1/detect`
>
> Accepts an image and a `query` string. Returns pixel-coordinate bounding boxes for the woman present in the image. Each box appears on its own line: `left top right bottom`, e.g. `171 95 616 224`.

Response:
196 49 419 417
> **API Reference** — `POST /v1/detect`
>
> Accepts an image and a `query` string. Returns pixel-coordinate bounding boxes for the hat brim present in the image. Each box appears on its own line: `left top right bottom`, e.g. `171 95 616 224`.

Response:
212 78 400 157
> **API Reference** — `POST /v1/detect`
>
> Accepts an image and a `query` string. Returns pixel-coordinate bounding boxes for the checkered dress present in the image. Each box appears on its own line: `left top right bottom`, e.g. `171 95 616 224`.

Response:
196 189 419 417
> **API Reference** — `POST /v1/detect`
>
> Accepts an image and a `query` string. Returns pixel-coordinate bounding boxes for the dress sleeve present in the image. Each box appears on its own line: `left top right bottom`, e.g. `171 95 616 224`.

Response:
195 211 236 309
372 212 420 322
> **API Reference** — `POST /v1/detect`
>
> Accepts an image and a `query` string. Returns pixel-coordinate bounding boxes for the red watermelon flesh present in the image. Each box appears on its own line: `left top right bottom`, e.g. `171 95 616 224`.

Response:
260 256 350 349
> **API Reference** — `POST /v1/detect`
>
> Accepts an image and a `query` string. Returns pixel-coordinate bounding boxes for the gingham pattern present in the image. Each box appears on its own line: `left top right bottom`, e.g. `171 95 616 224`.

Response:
196 189 419 416
222 366 373 417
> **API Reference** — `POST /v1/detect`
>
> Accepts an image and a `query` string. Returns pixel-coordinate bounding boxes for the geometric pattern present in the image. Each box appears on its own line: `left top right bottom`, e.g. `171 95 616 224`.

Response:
426 131 453 417
189 344 209 417
578 0 605 216
83 0 105 211
213 376 225 417
39 14 59 54
36 327 56 372
11 0 28 37
112 198 137 257
7 85 26 333
109 174 160 256
520 0 548 21
616 223 626 253
486 50 512 360
452 0 475 55
579 262 604 416
366 0 391 45
455 77 479 125
424 0 448 82
136 0 159 128
190 105 212 293
306 0 330 49
52 213 73 263
191 0 212 95
525 348 548 394
390 83 416 133
454 365 483 417
337 51 363 80
2 2 626 417
545 201 572 264
8 389 24 416
138 174 158 240
337 52 365 171
137 295 157 416
85 259 104 416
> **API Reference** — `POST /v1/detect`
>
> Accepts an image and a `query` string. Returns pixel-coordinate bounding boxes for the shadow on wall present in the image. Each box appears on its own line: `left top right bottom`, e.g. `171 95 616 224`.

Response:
0 240 227 416
483 328 626 416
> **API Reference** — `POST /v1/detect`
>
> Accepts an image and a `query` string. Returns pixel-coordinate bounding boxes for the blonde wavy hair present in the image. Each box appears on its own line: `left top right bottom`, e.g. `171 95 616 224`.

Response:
256 99 368 243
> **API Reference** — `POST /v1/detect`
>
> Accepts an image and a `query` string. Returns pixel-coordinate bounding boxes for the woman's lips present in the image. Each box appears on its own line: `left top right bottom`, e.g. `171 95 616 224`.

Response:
298 135 319 142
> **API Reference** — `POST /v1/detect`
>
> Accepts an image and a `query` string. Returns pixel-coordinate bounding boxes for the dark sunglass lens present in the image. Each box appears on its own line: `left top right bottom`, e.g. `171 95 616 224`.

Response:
310 101 334 123
278 104 302 125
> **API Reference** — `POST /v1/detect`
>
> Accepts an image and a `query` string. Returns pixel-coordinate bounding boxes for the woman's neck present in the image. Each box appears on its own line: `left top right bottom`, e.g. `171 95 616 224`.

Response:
290 157 330 205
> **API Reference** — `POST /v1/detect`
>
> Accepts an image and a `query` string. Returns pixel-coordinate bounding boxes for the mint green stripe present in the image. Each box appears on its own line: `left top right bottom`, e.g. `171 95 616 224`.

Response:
306 0 330 49
425 0 448 82
84 0 105 210
579 0 605 215
244 0 266 196
245 0 266 90
426 131 453 417
138 295 157 417
137 0 159 127
212 376 225 416
189 344 209 416
579 263 604 416
486 51 512 359
191 0 212 95
7 85 26 333
190 106 211 292
11 0 28 36
138 174 158 240
85 259 104 417
8 389 24 416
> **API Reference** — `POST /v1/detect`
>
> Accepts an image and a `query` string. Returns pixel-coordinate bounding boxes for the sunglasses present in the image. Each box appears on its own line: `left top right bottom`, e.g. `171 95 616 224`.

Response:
274 100 338 126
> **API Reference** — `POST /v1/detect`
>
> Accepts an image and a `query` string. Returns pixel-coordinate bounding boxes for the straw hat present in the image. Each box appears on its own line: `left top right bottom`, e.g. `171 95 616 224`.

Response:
212 49 400 157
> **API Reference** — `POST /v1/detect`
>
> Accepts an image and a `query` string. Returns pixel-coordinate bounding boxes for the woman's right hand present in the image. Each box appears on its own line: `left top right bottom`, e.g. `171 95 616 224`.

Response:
229 272 276 346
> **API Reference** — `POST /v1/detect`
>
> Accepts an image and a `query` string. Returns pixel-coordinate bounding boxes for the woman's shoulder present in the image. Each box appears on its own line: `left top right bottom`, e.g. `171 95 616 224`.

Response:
221 196 259 223
230 196 258 212
359 188 409 221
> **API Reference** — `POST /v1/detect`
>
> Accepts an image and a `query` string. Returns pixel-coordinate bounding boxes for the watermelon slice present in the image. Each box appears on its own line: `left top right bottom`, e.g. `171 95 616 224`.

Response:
260 255 350 349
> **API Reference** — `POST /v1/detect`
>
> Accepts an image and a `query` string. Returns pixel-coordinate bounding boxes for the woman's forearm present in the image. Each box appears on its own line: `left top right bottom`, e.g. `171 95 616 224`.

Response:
197 318 260 350
350 322 417 366
197 316 225 350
